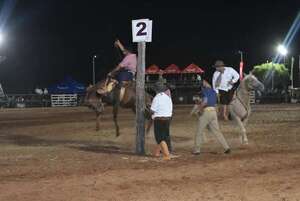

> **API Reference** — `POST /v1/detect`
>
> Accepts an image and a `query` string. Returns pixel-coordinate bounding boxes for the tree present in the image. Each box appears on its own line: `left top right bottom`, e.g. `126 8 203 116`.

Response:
253 62 289 93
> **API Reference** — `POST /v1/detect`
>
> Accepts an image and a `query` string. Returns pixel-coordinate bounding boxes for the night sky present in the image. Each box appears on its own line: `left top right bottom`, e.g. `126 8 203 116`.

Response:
0 0 299 92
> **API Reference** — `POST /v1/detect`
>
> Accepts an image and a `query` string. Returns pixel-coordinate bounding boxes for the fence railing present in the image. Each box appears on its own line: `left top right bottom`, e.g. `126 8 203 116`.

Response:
0 94 86 108
51 94 78 107
1 89 299 108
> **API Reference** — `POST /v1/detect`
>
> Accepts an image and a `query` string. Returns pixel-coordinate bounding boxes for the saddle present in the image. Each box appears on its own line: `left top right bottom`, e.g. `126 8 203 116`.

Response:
96 77 132 103
96 78 118 95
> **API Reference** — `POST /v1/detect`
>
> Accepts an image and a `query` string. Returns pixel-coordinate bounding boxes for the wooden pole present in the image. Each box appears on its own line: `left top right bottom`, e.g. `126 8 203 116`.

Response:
136 42 146 155
291 57 294 89
299 55 300 85
290 57 295 101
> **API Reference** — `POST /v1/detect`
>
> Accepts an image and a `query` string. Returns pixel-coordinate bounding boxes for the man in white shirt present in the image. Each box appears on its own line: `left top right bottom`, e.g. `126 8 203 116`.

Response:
212 60 239 121
150 82 173 160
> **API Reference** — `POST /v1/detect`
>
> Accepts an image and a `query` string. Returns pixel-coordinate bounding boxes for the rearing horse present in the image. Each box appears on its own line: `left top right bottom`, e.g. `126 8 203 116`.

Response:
84 77 153 137
229 72 264 144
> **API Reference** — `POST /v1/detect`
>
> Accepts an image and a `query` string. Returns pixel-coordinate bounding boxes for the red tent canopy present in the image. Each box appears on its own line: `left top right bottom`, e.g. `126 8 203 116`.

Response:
163 64 181 74
182 63 205 74
146 64 162 74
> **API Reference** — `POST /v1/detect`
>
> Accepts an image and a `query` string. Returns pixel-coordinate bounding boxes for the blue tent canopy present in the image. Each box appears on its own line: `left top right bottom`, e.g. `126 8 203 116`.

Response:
47 76 86 94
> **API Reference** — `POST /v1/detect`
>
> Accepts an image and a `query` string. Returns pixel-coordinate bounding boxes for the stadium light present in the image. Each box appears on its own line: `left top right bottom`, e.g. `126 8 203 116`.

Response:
277 44 288 56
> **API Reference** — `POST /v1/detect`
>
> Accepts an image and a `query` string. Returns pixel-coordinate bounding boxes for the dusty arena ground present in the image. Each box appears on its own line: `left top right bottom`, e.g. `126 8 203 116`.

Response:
0 104 300 201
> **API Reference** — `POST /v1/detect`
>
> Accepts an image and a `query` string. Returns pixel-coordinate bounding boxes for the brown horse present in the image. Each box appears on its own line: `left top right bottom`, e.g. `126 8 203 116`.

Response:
84 77 153 137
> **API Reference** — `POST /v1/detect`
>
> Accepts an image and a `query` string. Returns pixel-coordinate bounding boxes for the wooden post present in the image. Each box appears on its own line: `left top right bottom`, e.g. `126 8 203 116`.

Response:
291 57 294 89
299 55 300 85
136 42 146 155
290 57 295 101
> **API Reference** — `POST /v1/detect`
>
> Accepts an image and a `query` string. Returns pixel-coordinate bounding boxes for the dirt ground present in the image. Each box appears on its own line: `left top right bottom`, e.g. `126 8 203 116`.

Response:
0 104 300 201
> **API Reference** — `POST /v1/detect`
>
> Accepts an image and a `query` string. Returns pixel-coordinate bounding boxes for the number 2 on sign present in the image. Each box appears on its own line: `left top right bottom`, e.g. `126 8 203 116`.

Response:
136 22 147 36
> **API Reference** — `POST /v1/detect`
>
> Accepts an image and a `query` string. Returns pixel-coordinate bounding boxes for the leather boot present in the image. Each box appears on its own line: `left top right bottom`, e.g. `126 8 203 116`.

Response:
166 136 172 153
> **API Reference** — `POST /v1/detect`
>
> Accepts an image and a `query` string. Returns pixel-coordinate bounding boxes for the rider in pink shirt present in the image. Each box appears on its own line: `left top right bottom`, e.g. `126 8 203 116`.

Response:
108 40 137 84
118 53 137 74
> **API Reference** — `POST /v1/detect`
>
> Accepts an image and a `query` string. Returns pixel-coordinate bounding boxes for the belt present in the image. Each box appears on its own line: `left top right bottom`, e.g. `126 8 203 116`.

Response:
154 117 171 121
204 107 215 111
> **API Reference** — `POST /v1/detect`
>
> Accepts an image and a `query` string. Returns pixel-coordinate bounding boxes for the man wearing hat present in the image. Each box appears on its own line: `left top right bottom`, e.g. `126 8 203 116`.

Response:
192 79 231 155
150 82 173 160
157 74 172 97
154 77 173 152
212 60 239 121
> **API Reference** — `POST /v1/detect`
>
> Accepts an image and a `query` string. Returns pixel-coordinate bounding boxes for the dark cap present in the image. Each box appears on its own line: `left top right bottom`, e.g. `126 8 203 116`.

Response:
153 82 168 93
213 60 225 68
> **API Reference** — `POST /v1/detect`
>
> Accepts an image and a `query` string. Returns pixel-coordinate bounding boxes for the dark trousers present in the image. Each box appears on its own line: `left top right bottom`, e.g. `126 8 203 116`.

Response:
116 69 133 82
154 118 172 152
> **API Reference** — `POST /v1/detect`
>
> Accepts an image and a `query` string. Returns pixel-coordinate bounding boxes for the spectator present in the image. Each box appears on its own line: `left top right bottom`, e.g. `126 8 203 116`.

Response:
151 82 173 160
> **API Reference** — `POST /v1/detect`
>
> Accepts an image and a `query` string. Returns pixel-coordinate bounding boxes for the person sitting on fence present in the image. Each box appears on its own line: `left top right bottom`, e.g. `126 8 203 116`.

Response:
43 88 48 95
35 87 43 95
108 39 137 87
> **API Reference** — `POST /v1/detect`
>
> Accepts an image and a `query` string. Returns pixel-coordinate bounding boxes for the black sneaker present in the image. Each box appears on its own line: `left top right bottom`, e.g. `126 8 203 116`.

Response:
224 149 231 154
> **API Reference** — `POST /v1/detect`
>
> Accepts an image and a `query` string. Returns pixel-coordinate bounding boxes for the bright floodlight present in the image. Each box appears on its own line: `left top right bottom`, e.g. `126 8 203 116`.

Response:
277 45 288 56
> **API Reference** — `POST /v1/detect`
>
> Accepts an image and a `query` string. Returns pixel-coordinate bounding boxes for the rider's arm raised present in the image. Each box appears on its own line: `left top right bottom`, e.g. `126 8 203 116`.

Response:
115 39 126 53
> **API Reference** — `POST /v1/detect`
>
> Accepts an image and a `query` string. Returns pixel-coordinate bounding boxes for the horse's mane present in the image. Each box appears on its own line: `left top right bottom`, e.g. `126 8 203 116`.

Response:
237 73 261 93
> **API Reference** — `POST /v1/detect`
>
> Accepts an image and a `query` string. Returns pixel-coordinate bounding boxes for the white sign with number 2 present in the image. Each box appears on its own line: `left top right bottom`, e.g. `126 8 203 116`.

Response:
132 19 152 43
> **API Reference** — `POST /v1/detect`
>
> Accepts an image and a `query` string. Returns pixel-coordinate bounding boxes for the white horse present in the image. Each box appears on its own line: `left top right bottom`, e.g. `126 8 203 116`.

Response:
229 73 264 144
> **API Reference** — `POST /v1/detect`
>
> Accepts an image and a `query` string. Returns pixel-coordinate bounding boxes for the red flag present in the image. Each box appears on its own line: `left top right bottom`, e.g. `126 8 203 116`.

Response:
239 61 244 80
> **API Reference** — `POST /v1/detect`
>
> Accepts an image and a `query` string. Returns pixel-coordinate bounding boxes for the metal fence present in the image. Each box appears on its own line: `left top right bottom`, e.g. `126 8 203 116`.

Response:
0 89 299 109
0 94 86 108
51 94 78 107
